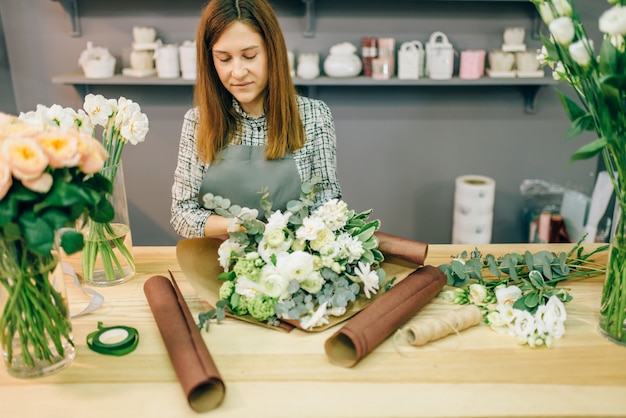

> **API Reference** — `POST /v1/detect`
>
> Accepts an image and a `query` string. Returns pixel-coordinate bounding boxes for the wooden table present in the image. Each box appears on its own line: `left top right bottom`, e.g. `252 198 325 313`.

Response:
1 243 625 418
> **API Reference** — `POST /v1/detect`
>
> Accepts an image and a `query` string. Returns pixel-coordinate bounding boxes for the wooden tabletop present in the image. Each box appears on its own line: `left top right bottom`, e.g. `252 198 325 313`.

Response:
1 243 625 418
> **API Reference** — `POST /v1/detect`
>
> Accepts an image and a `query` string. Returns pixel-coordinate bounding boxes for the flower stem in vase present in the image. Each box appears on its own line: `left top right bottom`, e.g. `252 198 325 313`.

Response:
600 201 626 344
80 162 135 286
0 239 76 378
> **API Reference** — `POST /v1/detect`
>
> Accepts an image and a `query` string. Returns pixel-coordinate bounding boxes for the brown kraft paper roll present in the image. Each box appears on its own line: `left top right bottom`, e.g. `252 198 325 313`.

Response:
324 265 446 367
144 273 226 412
375 231 429 266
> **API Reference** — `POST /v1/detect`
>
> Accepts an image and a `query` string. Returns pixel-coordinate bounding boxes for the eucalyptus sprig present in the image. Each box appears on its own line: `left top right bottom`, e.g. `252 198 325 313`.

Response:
438 238 608 313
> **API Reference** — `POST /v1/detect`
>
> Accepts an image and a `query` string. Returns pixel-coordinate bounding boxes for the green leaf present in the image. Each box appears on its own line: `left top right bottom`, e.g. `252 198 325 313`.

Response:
60 229 84 255
20 214 54 255
570 136 607 162
555 90 587 123
566 114 595 139
599 37 619 75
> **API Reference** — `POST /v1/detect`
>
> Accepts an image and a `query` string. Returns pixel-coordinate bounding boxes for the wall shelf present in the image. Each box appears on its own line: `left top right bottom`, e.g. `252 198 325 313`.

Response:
52 72 557 114
51 0 80 37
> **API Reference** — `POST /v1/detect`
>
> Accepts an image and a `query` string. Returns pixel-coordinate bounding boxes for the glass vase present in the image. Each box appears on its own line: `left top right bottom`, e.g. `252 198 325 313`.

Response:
599 201 626 344
80 162 135 286
0 237 76 378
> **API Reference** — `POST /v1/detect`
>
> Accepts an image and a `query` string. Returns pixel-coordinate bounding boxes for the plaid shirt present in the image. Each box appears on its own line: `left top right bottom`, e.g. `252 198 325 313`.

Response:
171 96 342 238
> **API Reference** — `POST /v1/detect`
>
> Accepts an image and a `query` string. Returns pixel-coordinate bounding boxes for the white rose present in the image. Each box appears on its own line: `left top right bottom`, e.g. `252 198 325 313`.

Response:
599 6 626 36
265 228 286 248
549 16 575 46
259 265 290 299
276 251 315 283
568 38 594 67
300 271 324 294
309 226 334 252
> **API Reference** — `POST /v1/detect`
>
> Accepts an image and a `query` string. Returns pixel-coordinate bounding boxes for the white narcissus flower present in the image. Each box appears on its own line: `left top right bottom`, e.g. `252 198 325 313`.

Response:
83 93 114 126
468 283 488 304
599 6 626 36
549 16 575 46
120 110 149 145
354 262 380 299
568 38 594 67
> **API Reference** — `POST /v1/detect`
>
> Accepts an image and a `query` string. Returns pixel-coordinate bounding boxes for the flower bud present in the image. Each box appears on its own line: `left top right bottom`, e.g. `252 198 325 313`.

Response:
568 38 594 67
549 16 576 46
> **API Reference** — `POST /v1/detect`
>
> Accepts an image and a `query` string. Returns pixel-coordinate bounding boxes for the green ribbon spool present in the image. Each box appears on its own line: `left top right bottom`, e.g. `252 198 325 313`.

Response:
87 321 139 356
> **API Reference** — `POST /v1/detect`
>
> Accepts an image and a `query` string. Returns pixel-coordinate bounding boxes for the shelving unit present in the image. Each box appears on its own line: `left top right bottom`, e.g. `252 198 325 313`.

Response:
51 0 551 113
52 72 556 114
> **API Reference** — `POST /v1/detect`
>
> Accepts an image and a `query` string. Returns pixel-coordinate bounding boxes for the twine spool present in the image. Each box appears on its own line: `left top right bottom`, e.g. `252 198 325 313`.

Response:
402 305 482 346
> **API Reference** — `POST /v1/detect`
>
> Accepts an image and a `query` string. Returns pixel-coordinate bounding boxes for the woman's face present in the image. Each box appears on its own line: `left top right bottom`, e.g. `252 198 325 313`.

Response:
212 21 269 118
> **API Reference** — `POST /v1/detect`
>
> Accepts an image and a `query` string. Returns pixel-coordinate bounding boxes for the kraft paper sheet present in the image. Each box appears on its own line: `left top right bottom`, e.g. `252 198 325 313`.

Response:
176 231 429 332
144 273 225 412
324 265 447 367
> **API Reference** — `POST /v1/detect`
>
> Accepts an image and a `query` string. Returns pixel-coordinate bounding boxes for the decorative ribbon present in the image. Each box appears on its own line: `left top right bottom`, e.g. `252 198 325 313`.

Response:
62 262 105 318
86 321 139 356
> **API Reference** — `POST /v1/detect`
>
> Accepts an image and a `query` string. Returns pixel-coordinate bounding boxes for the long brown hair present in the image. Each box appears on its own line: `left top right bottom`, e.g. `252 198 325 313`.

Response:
194 0 304 163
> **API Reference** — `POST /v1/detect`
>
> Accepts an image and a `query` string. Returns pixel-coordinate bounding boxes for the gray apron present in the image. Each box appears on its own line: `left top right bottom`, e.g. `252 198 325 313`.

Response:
198 145 302 216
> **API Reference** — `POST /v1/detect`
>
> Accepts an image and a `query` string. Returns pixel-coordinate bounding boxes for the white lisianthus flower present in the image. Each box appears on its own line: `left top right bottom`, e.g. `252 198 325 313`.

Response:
83 93 114 126
354 262 380 299
513 309 537 339
300 271 324 294
543 314 566 339
217 239 246 270
439 289 458 302
296 216 326 241
545 295 567 322
534 304 549 336
497 303 516 326
538 2 556 24
553 0 573 17
568 38 594 67
609 34 626 52
549 16 576 46
599 5 626 36
468 283 488 304
486 310 510 334
495 285 522 305
276 250 315 283
259 264 290 299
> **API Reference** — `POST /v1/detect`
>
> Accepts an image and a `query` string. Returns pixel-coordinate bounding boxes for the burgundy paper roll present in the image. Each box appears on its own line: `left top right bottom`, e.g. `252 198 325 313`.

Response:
144 273 225 412
324 265 446 367
375 231 429 266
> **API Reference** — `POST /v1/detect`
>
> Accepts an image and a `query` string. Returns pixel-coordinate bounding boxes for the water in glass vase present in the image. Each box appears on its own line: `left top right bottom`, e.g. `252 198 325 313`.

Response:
81 222 135 286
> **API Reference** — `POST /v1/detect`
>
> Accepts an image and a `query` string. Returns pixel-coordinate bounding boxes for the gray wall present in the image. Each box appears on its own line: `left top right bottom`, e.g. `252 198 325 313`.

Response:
0 0 603 245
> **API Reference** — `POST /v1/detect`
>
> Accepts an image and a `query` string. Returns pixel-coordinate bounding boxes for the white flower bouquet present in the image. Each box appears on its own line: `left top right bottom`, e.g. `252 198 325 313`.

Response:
201 178 386 330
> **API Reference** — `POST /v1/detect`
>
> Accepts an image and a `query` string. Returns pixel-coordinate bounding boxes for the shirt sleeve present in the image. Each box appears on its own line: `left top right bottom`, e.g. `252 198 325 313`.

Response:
170 108 212 238
300 98 342 207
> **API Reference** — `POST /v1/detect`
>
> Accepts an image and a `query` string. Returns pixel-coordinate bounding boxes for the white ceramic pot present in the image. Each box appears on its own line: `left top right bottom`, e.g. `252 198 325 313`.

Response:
296 53 320 80
323 54 362 78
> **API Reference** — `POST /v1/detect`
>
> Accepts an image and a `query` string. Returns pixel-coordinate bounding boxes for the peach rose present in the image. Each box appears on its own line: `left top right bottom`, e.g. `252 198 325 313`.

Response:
2 136 49 181
0 160 12 200
36 129 81 168
77 134 108 174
